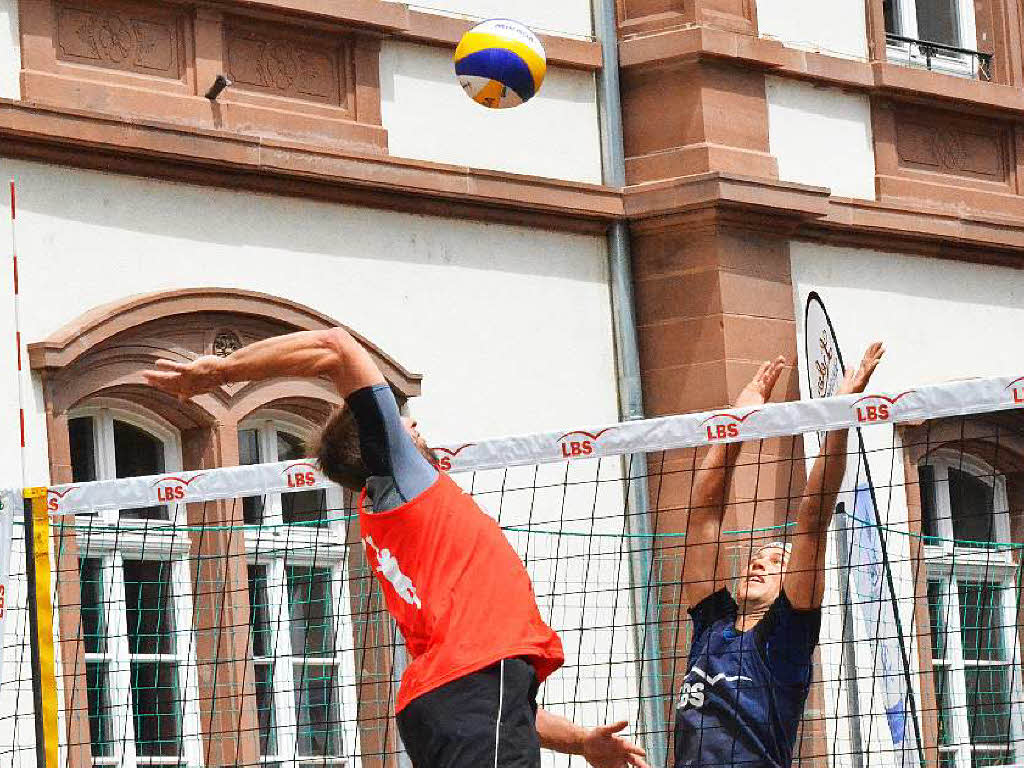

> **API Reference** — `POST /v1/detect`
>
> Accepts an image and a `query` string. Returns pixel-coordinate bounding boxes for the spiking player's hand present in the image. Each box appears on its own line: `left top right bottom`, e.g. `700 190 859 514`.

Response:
581 721 650 768
735 356 786 409
142 357 224 400
837 341 885 396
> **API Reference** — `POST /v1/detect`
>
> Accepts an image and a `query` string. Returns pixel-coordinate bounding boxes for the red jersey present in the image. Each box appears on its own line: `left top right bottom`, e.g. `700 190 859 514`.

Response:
358 473 564 712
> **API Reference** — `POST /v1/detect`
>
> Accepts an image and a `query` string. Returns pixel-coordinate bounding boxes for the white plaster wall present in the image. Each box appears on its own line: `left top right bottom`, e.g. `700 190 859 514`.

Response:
756 0 868 59
407 1 593 37
766 76 876 200
0 159 619 486
380 41 603 183
0 0 19 100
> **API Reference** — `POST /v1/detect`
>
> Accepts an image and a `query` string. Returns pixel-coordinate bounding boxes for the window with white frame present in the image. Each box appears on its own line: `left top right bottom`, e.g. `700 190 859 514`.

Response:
238 417 327 526
919 452 1023 768
70 406 200 766
883 0 980 76
240 414 360 765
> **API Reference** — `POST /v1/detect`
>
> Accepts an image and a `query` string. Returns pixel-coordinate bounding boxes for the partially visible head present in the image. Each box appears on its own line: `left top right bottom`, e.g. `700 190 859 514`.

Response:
309 406 437 492
735 541 792 610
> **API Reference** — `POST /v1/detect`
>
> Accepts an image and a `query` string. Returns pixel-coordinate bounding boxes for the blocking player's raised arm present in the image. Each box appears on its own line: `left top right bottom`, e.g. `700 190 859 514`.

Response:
784 342 885 611
683 358 786 608
142 327 385 400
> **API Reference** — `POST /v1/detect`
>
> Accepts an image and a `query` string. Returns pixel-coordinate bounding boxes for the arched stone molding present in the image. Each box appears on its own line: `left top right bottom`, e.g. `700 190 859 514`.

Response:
29 287 420 768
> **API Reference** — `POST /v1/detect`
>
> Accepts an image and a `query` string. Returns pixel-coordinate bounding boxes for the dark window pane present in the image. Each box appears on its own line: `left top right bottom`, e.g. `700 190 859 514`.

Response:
972 750 1015 768
916 0 961 46
288 567 335 656
248 565 272 658
294 663 341 757
79 558 105 655
86 661 112 757
239 428 265 525
883 0 899 34
130 661 180 757
949 468 996 546
933 667 953 746
919 464 939 541
255 663 277 756
963 666 1011 744
69 417 97 483
123 560 175 655
928 579 946 660
959 581 1005 661
114 420 167 520
278 432 326 526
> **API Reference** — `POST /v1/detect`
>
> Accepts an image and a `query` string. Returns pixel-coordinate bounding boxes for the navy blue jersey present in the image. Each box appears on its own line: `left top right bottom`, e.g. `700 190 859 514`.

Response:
674 588 820 768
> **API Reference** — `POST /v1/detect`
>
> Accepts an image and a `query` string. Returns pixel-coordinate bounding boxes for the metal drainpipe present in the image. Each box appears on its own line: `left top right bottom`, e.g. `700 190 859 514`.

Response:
592 1 669 765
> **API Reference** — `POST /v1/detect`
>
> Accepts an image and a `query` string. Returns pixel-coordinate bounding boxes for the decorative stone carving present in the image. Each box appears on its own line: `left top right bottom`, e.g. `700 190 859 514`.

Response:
213 331 243 358
225 20 345 105
55 1 181 78
895 115 1006 181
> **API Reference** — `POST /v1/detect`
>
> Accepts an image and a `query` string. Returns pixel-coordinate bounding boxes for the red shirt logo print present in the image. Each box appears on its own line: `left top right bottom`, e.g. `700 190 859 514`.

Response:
364 535 422 609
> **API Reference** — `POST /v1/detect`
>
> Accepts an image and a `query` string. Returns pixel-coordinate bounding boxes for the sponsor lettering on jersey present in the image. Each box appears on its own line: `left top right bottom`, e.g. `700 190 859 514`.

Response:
677 666 754 710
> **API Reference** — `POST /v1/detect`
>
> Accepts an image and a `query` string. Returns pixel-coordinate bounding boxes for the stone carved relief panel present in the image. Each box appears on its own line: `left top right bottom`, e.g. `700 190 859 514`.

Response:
55 0 184 79
225 18 347 107
895 116 1009 183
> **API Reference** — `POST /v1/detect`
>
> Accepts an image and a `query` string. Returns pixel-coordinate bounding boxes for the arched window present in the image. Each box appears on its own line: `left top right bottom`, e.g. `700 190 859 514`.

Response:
238 413 329 526
239 411 357 764
68 404 182 521
919 451 1023 768
68 405 200 766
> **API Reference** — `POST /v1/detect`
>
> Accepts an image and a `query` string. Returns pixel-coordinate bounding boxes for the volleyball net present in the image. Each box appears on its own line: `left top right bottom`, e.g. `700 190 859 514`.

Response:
0 373 1022 768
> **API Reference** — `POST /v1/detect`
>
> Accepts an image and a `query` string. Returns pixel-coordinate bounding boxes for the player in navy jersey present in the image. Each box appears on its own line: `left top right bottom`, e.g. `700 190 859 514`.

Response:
675 342 885 768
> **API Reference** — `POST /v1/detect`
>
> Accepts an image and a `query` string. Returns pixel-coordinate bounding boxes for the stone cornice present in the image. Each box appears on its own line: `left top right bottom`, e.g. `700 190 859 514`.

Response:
0 98 622 233
195 0 602 69
619 24 1024 118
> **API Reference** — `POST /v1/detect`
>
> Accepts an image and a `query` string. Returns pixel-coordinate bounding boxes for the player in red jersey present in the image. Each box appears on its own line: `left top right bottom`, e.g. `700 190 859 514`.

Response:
144 326 649 768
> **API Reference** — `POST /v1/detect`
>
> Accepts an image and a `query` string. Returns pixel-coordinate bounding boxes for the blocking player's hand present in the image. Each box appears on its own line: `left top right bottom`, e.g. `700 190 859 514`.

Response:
142 356 224 400
735 356 786 408
581 721 650 768
837 341 885 396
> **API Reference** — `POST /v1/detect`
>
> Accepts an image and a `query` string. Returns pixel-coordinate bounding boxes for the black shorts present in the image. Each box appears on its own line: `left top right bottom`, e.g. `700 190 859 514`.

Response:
397 658 541 768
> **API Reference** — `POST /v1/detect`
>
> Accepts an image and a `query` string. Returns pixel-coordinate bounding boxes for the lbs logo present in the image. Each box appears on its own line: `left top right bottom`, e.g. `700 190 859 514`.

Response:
700 411 759 442
153 475 204 503
432 444 475 472
853 392 915 424
284 462 319 489
557 428 615 459
47 486 76 512
1009 377 1024 405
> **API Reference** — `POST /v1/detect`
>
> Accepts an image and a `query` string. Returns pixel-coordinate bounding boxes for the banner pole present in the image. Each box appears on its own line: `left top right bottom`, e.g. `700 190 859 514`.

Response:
24 486 58 768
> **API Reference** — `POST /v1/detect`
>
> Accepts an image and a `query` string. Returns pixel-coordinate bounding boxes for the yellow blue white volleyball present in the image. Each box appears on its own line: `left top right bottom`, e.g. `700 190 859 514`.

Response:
454 19 547 109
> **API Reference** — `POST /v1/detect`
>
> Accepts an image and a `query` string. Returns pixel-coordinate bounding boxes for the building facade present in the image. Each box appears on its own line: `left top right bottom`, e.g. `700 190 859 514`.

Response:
0 0 1020 766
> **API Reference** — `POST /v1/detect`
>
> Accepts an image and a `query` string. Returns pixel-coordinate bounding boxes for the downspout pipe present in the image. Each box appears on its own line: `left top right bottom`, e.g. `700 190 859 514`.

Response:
592 2 669 765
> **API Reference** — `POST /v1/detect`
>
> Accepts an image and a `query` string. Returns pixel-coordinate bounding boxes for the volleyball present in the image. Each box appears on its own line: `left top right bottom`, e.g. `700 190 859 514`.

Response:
454 19 547 109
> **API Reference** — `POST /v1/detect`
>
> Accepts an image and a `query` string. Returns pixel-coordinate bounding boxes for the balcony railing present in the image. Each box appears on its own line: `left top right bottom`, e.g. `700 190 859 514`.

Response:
885 32 993 80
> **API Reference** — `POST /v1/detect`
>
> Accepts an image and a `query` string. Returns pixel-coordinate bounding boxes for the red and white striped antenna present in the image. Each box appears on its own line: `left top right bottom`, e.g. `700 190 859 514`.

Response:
10 180 26 488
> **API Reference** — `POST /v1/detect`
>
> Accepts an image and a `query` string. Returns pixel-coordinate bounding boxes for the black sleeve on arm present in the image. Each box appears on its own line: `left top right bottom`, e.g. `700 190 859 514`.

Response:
345 384 437 504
